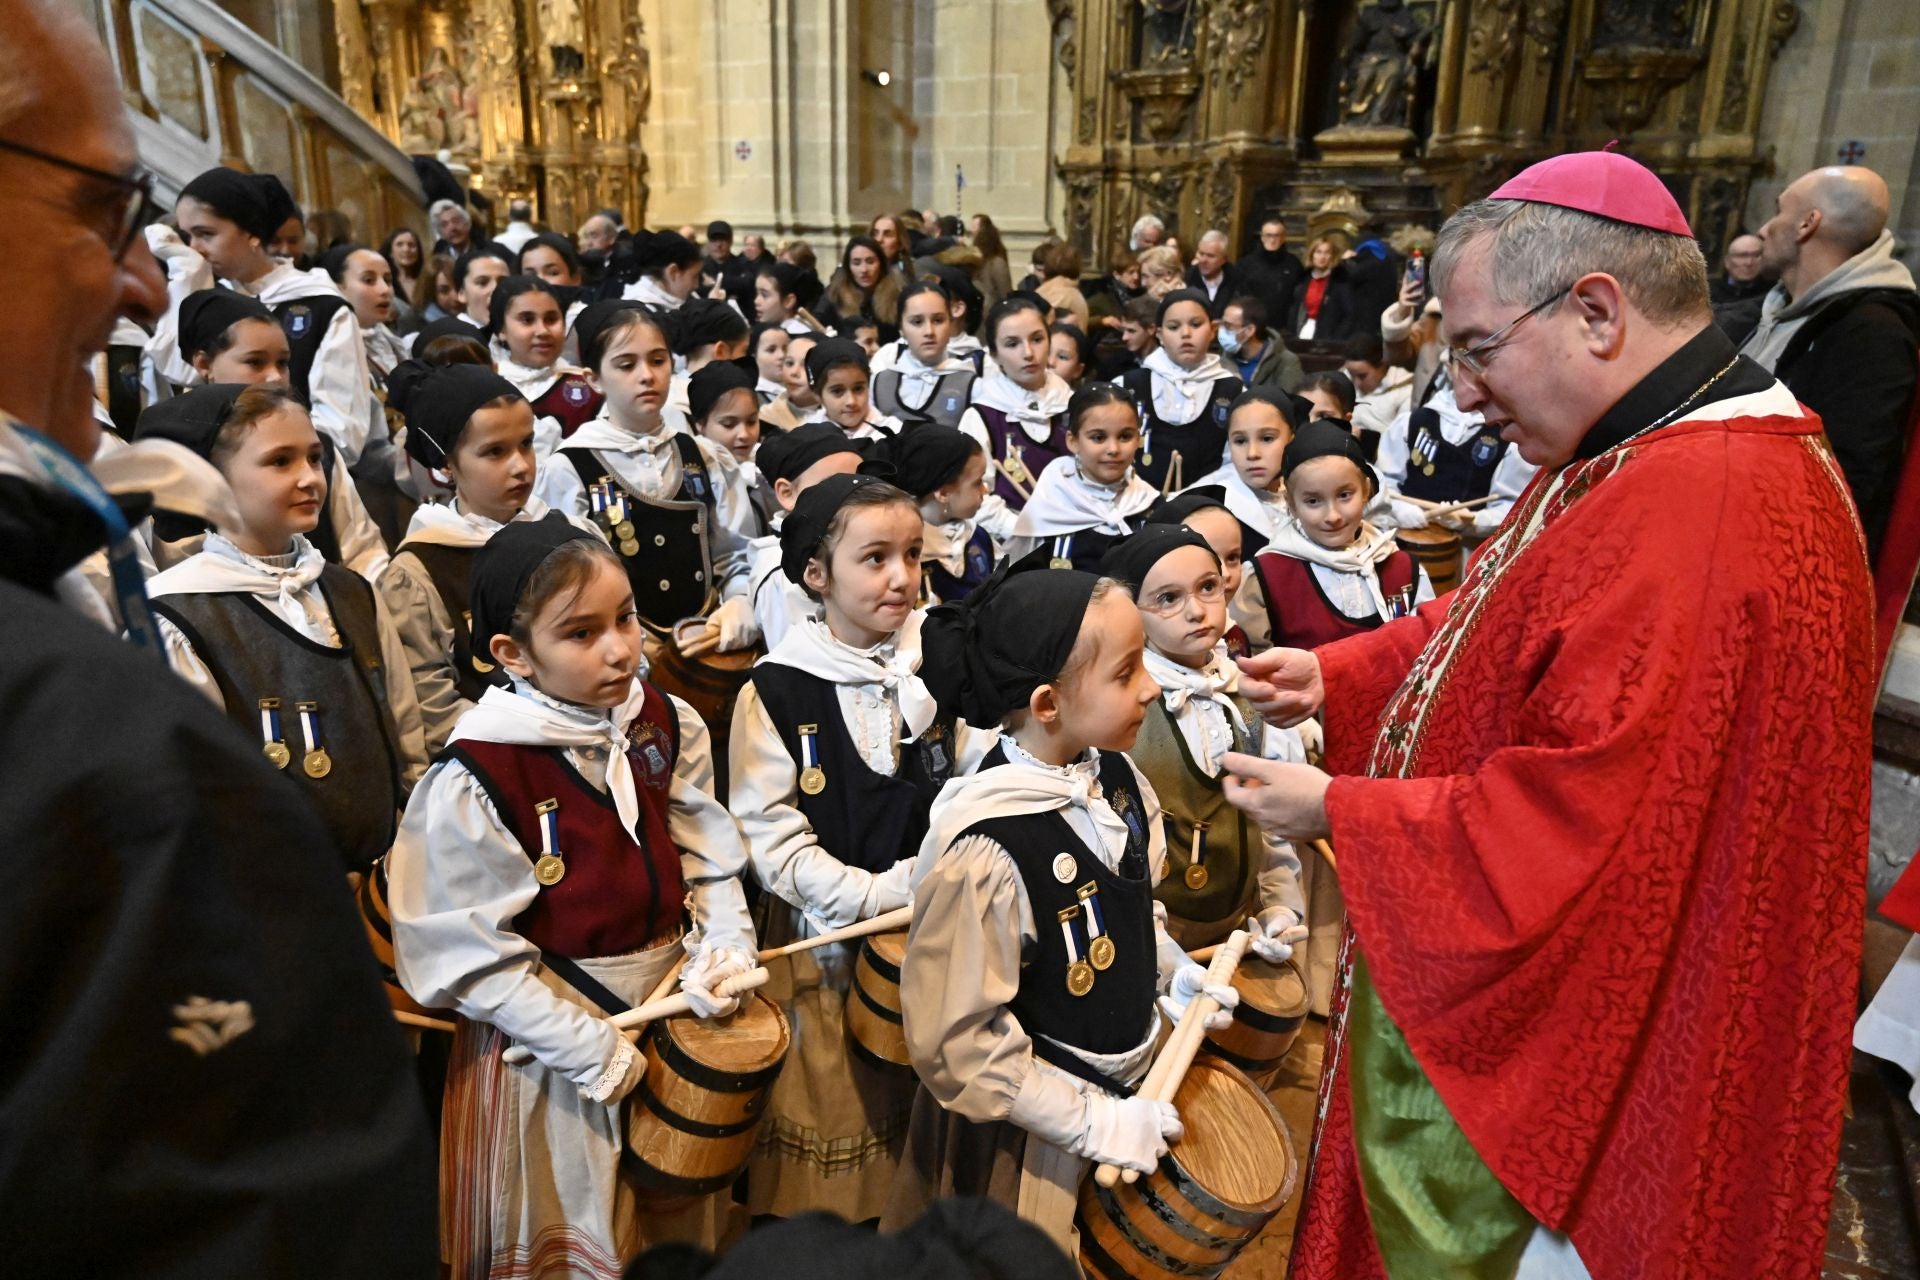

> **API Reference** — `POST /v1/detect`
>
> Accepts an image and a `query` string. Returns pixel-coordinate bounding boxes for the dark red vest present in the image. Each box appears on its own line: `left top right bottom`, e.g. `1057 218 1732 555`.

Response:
1253 549 1418 651
446 683 686 958
530 373 605 438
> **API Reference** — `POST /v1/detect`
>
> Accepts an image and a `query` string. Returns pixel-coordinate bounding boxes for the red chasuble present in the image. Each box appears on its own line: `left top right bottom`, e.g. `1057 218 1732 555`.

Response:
1290 384 1873 1280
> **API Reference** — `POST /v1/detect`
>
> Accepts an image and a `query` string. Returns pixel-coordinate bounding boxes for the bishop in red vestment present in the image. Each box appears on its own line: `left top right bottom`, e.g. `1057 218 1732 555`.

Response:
1221 152 1875 1280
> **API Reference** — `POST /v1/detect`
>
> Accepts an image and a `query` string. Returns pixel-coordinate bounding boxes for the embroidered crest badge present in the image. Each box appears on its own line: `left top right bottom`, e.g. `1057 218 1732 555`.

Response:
628 718 673 787
1471 434 1500 467
564 381 590 404
284 304 312 339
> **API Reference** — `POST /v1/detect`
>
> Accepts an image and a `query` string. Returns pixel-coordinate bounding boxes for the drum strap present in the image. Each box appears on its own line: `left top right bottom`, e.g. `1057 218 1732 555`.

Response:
542 951 631 1017
1032 1037 1134 1099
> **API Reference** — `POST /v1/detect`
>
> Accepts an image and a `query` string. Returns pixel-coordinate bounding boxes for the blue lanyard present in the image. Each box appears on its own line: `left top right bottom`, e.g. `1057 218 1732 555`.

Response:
11 426 157 648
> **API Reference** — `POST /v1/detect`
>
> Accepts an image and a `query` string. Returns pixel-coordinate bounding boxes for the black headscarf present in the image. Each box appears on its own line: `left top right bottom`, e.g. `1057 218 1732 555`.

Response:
866 425 979 497
1154 287 1213 326
177 287 273 358
318 242 375 284
920 549 1100 727
1097 523 1218 594
672 298 749 356
804 338 868 390
132 383 251 458
386 360 523 466
411 315 492 359
179 167 300 243
469 514 598 657
687 361 757 425
571 299 656 371
1282 419 1378 491
779 472 901 586
1228 385 1307 432
754 422 866 485
1144 484 1231 527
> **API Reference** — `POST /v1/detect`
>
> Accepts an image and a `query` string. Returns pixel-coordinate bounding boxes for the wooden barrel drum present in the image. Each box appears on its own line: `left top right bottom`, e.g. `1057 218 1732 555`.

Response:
1077 1057 1297 1280
845 929 912 1069
625 991 789 1201
1201 955 1310 1089
355 854 442 1022
1395 525 1463 595
645 630 758 799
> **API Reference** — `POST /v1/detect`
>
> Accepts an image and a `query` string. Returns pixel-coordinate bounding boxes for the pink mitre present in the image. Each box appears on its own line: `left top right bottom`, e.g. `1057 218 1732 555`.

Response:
1490 144 1693 236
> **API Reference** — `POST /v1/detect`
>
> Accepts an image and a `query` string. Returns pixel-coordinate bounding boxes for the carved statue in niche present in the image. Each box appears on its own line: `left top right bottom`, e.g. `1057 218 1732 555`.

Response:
1138 0 1198 67
398 45 479 157
1335 0 1434 129
539 0 587 79
604 17 652 135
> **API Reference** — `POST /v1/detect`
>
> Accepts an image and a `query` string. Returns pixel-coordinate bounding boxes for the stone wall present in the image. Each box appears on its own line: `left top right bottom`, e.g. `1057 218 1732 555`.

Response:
1750 0 1920 256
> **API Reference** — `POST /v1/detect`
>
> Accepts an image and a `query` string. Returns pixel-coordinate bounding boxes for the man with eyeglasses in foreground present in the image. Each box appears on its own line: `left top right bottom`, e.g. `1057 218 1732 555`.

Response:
1215 149 1871 1280
0 2 435 1274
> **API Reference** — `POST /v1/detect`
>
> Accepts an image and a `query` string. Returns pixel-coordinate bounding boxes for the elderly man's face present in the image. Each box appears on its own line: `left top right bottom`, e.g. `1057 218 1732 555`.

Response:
1195 237 1226 277
0 8 164 455
1259 221 1286 252
1440 240 1593 469
1723 234 1763 283
579 216 616 253
436 205 471 247
1137 221 1164 250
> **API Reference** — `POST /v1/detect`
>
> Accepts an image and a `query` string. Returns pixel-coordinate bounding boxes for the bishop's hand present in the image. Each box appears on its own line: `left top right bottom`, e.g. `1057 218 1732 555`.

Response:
1219 753 1332 841
1234 648 1324 728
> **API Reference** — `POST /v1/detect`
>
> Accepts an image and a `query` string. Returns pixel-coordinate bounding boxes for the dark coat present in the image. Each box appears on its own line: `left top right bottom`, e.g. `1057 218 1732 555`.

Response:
1771 286 1920 561
1290 266 1358 344
1235 248 1305 331
1184 263 1245 318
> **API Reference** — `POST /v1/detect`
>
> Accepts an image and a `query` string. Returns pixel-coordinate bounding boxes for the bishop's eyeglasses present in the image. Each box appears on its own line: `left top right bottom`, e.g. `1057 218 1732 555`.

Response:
1441 284 1570 380
0 137 159 260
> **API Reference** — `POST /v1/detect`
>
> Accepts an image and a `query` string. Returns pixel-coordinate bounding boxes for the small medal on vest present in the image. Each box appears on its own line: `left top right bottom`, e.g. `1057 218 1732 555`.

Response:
1059 904 1095 997
532 797 567 886
258 697 291 770
1184 820 1211 890
1078 883 1115 971
797 724 826 795
1049 534 1074 571
294 700 332 778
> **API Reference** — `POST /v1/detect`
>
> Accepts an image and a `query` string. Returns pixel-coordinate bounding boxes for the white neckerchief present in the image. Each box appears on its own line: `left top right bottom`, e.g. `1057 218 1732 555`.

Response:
754 374 784 401
567 411 686 455
971 367 1072 443
1144 645 1247 728
889 348 967 410
622 275 685 311
1142 347 1231 424
920 514 978 576
148 531 333 644
915 738 1128 882
238 262 340 308
496 353 583 404
761 613 938 740
1188 464 1287 544
450 680 654 840
798 409 889 441
1265 516 1402 619
1013 454 1158 538
401 495 556 549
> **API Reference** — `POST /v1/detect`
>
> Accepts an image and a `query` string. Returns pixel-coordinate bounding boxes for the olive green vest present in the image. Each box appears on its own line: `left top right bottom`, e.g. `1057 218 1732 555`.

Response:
1131 693 1260 948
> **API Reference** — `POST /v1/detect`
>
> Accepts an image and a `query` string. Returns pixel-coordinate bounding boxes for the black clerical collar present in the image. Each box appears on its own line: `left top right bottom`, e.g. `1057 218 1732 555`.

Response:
1575 324 1774 459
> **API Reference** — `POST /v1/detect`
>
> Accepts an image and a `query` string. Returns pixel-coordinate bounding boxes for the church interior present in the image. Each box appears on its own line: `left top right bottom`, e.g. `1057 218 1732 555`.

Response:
48 0 1920 1275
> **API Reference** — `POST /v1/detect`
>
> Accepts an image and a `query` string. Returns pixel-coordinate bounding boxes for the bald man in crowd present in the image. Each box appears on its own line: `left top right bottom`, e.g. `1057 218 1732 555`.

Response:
1740 165 1919 558
1709 233 1766 305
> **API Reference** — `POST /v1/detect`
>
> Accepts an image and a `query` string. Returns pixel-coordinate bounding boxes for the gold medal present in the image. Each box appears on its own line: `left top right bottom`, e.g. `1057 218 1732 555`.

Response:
615 521 636 540
1049 557 1072 570
1184 862 1209 890
262 741 290 769
1089 935 1115 971
619 539 641 557
799 765 827 795
533 854 567 886
1066 961 1095 997
303 747 333 779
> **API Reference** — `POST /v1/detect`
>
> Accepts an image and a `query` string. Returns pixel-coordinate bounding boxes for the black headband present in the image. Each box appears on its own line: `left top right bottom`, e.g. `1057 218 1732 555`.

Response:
673 298 750 356
866 424 979 498
1155 288 1212 326
177 287 273 358
688 361 757 424
132 383 252 458
572 299 655 370
468 514 600 657
779 472 902 586
1097 524 1218 594
805 337 868 389
754 421 866 485
386 360 524 466
919 549 1100 727
1281 419 1378 491
179 167 300 243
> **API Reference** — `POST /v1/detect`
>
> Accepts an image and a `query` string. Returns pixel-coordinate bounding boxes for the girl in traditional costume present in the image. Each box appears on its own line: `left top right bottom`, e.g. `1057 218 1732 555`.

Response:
490 275 603 439
1005 384 1158 571
1117 289 1244 493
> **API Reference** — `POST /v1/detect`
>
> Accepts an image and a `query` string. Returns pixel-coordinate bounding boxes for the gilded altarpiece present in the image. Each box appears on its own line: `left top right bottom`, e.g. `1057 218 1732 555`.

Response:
1057 0 1803 265
333 0 652 230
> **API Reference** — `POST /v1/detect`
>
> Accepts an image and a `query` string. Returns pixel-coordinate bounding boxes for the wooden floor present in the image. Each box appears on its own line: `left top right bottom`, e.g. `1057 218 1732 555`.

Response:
1225 1028 1920 1280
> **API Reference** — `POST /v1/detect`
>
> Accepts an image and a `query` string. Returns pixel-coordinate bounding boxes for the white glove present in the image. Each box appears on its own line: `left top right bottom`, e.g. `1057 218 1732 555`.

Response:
1390 499 1429 530
859 856 917 918
1293 716 1325 760
1248 909 1310 965
1160 962 1239 1032
1068 1092 1183 1173
679 945 756 1019
581 1035 645 1104
708 594 758 651
144 222 197 265
1433 508 1471 533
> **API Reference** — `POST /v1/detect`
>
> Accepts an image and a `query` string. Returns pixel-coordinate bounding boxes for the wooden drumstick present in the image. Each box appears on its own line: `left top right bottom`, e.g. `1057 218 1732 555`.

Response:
1094 929 1250 1188
394 1009 456 1034
1310 837 1338 874
502 952 689 1066
1422 494 1499 521
755 906 913 961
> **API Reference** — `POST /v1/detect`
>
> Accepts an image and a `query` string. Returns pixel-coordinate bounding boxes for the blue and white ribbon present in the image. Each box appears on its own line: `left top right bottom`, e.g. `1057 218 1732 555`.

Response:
536 798 561 858
295 700 323 757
